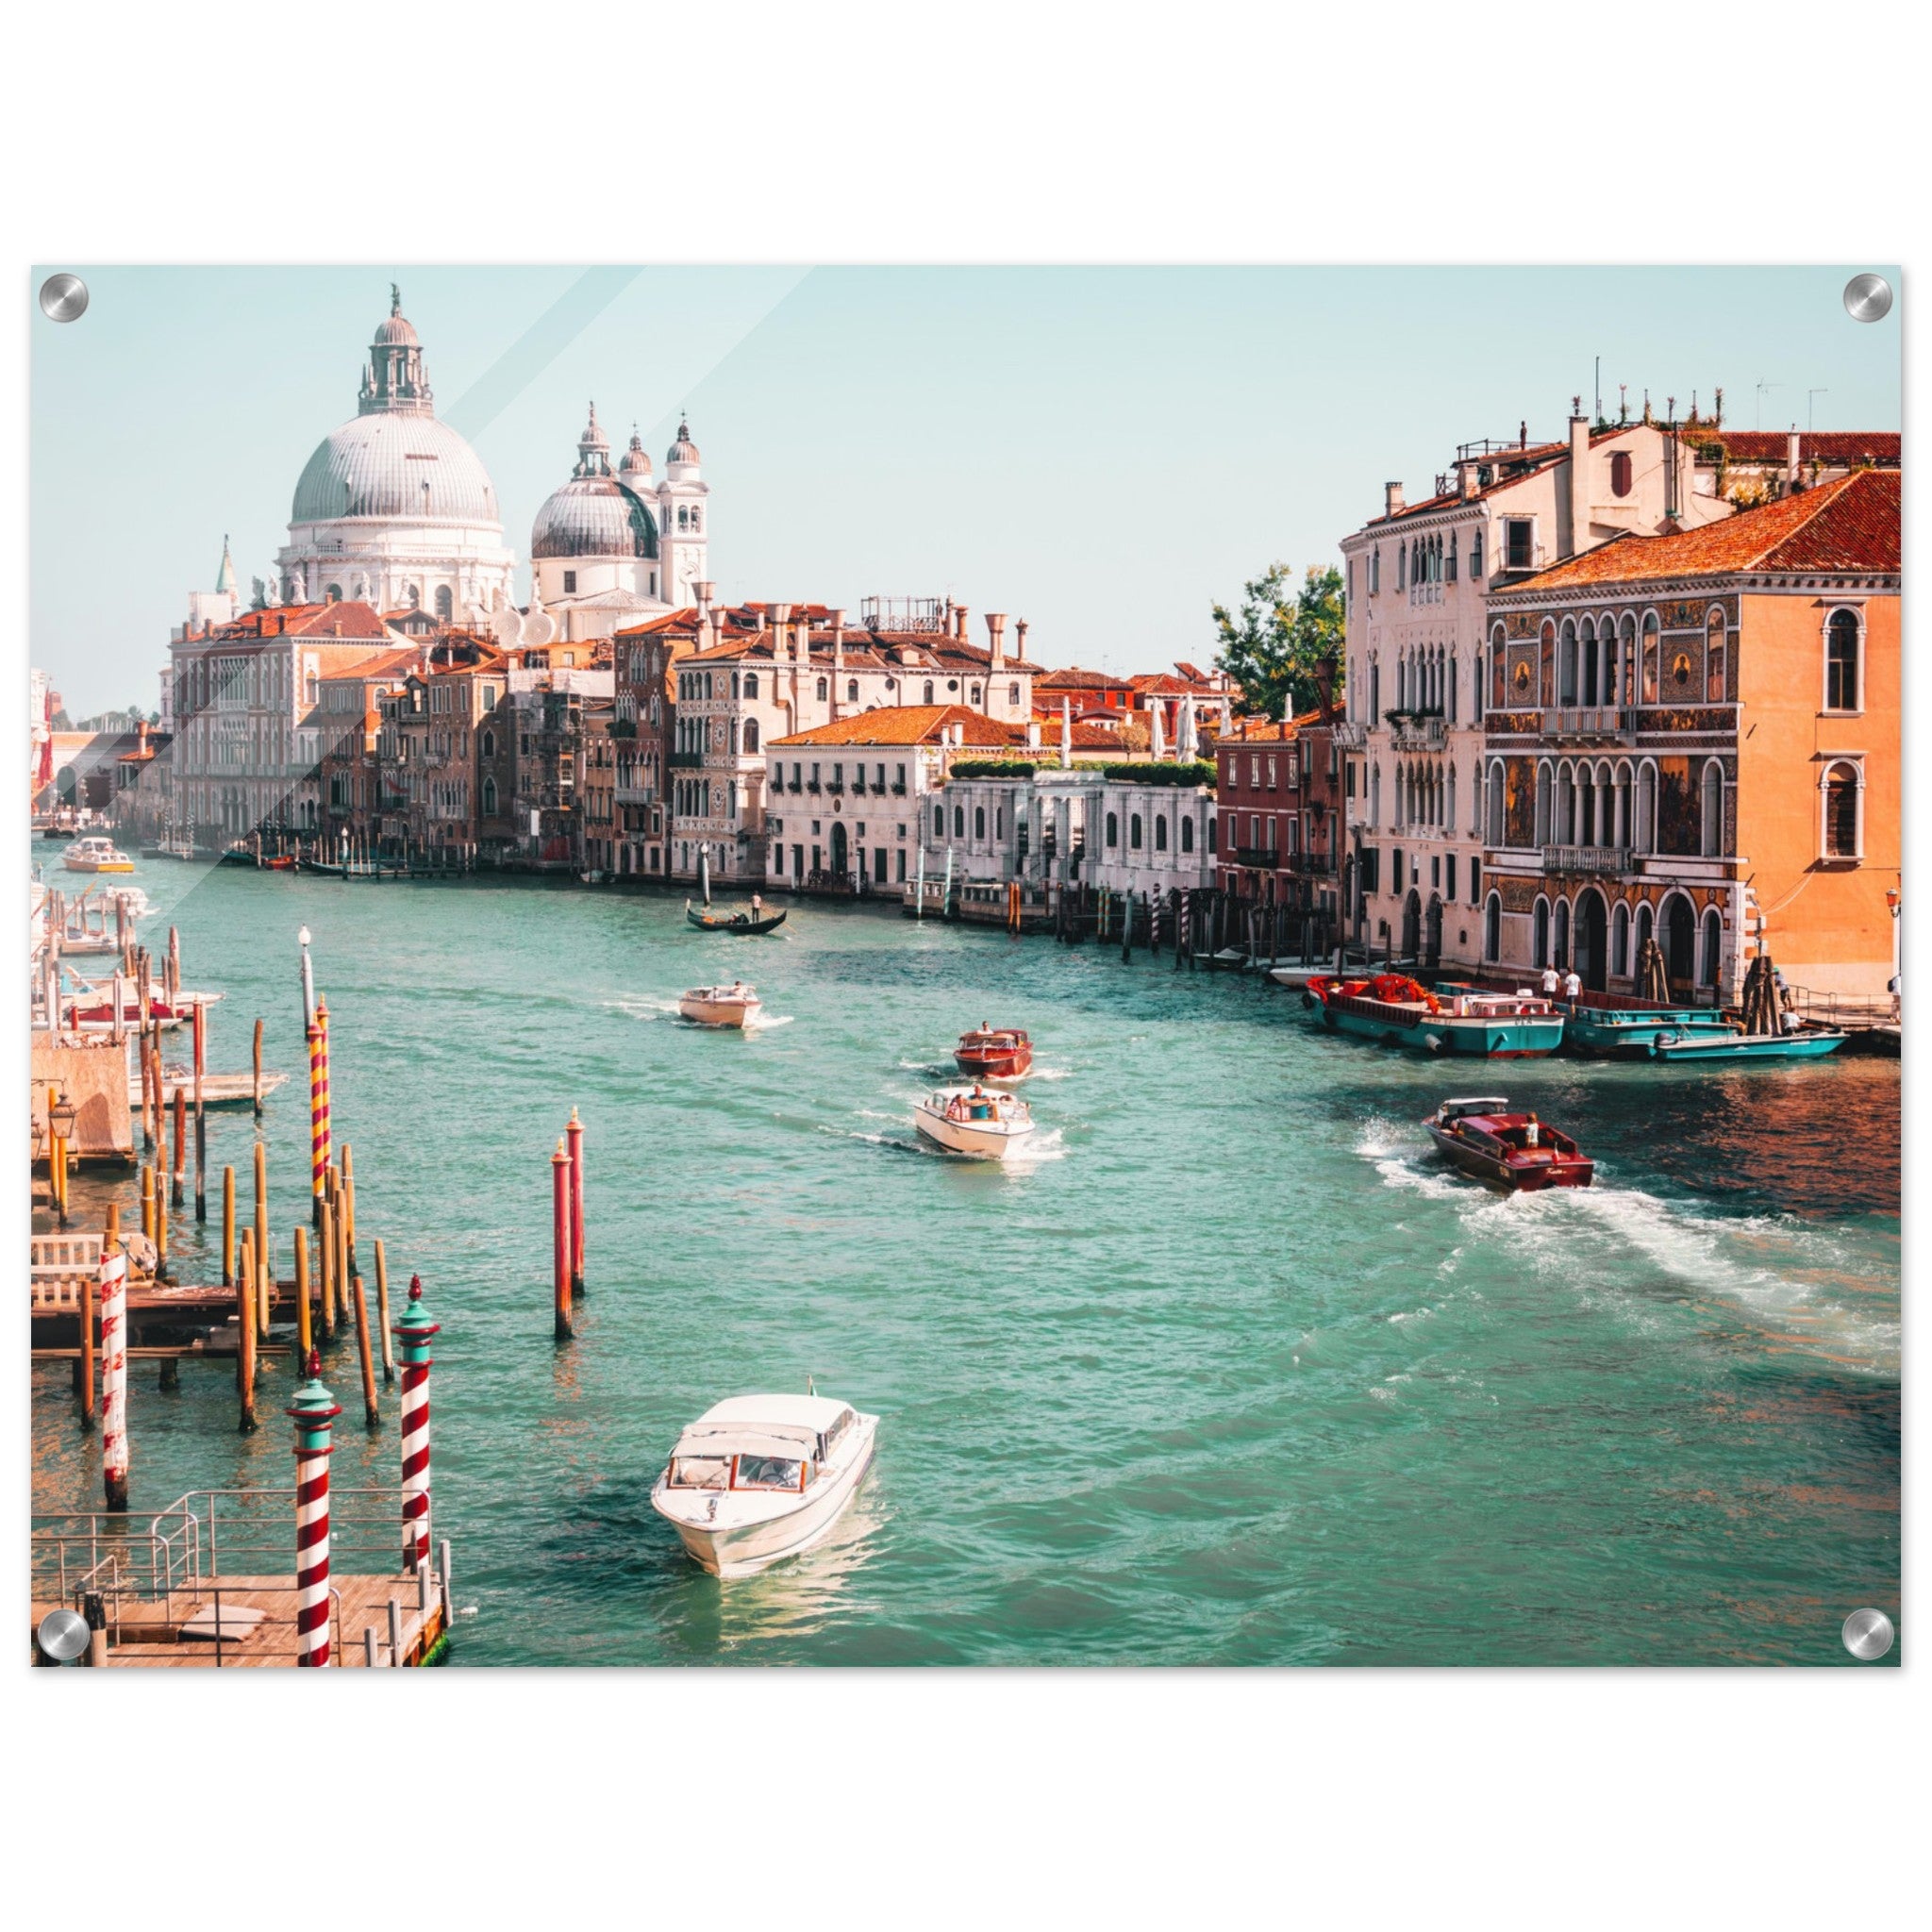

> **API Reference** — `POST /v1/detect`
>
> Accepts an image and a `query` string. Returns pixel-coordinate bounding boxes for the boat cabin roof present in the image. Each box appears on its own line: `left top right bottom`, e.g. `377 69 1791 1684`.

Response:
671 1393 854 1462
1438 1096 1510 1121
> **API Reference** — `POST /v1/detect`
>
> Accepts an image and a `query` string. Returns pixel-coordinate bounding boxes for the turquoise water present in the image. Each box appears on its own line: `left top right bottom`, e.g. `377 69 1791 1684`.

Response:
33 865 1901 1664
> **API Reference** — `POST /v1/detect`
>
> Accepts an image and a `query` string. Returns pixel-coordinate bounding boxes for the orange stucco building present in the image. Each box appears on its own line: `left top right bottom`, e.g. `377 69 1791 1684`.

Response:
1476 469 1899 1006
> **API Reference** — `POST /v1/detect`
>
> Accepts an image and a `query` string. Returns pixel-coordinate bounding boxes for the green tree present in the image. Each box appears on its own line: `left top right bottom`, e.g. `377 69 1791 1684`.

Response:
1210 562 1345 718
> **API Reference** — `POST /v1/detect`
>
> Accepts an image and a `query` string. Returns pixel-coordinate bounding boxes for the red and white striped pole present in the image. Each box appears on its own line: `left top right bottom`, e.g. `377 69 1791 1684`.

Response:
552 1138 574 1341
393 1275 441 1573
288 1352 341 1667
566 1108 586 1296
101 1220 129 1513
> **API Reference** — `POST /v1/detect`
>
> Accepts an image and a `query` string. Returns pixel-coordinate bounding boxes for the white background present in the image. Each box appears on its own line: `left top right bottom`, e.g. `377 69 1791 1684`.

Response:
1 5 1919 1924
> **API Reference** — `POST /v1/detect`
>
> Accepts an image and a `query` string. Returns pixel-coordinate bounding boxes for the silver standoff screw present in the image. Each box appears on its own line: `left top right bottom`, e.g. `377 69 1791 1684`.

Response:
1840 1607 1894 1660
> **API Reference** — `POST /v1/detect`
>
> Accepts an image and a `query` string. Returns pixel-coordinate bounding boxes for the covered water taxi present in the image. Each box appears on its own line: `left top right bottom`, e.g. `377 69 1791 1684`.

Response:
1423 1097 1594 1191
914 1084 1036 1158
954 1023 1032 1080
1307 974 1565 1058
651 1393 879 1578
61 837 135 874
678 982 761 1027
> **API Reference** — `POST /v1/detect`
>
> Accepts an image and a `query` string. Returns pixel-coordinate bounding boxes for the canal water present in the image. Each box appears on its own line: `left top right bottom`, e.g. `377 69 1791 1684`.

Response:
34 865 1901 1665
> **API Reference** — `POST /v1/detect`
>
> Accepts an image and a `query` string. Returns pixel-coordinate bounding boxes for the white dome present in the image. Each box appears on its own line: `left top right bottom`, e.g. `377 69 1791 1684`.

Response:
292 413 500 526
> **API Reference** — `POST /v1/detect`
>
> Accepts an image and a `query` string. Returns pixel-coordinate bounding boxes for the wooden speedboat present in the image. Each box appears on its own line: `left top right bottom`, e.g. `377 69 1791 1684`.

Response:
1423 1096 1594 1191
1649 1027 1847 1062
651 1392 878 1578
62 837 135 874
679 982 761 1027
686 899 788 935
954 1024 1033 1080
1307 974 1564 1058
914 1084 1036 1158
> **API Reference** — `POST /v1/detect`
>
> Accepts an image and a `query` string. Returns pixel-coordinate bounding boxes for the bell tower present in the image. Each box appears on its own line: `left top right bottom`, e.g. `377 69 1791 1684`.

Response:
658 416 710 608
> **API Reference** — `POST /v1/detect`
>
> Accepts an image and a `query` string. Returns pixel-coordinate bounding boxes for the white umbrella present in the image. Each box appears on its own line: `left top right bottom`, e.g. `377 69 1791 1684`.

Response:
1151 702 1167 760
1059 697 1073 770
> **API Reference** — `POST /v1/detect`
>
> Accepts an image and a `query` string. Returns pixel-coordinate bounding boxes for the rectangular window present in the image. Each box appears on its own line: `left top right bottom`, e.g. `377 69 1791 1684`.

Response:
562 571 576 593
1469 858 1481 906
1445 855 1457 901
1265 755 1276 789
1250 756 1261 789
1393 846 1404 891
1506 520 1533 570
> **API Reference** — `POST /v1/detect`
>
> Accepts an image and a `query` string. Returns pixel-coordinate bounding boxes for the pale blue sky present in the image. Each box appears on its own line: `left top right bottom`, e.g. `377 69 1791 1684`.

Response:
32 265 1900 718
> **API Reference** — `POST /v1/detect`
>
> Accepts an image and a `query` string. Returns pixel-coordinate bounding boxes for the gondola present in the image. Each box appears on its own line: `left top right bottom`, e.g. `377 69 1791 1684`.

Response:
685 899 788 935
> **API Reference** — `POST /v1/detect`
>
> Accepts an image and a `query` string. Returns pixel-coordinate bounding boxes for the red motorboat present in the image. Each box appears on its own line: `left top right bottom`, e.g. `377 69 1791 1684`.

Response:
1422 1096 1594 1191
954 1024 1033 1080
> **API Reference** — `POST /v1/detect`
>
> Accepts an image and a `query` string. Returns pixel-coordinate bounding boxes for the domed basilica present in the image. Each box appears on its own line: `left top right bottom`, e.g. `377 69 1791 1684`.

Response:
274 288 710 638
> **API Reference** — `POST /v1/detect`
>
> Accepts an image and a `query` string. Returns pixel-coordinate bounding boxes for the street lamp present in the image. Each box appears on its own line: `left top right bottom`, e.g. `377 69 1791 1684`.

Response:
299 924 315 1025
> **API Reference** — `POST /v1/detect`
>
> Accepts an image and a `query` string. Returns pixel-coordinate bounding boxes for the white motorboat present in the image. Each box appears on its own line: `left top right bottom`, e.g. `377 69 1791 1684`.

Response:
651 1393 879 1578
913 1083 1036 1158
62 837 136 874
679 981 761 1027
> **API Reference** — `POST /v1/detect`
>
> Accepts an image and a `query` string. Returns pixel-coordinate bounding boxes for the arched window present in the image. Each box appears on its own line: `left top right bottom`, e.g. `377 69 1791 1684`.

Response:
325 583 342 604
933 804 944 839
1487 759 1505 848
1534 764 1552 846
1641 611 1659 704
1553 897 1571 971
1823 760 1860 858
1610 901 1629 978
1445 764 1457 830
1533 897 1550 968
704 673 713 698
847 679 859 703
1699 908 1723 988
744 718 759 753
816 677 828 701
1484 891 1501 961
730 673 741 698
1558 619 1577 706
970 686 981 705
1707 608 1727 703
1540 622 1557 708
923 681 935 705
1700 760 1724 858
1181 816 1194 853
1556 764 1574 845
1635 898 1654 964
482 775 497 813
1610 449 1633 497
1635 762 1657 854
953 805 965 838
1155 815 1169 852
743 673 758 698
1129 813 1143 849
1826 608 1861 711
1106 811 1119 847
480 729 494 760
974 806 986 841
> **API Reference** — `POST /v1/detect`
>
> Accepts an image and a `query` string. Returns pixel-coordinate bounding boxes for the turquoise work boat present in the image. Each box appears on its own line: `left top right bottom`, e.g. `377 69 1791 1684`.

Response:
1649 1027 1848 1062
1306 974 1566 1058
1561 1004 1739 1058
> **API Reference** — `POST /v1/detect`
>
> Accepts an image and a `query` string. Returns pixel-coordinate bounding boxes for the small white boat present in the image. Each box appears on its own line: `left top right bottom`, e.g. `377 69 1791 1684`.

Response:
913 1084 1036 1158
679 982 761 1027
651 1393 879 1578
62 837 136 874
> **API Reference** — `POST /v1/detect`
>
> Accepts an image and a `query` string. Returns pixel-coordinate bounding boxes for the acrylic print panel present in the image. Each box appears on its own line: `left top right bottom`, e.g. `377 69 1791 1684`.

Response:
27 265 1900 1667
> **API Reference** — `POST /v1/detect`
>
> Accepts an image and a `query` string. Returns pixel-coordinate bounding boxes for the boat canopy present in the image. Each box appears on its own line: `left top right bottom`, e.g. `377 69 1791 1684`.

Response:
671 1426 821 1464
672 1394 854 1461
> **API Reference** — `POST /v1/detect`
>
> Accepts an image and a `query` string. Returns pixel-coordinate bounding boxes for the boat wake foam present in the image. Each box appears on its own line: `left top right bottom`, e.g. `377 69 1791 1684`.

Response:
744 1013 794 1031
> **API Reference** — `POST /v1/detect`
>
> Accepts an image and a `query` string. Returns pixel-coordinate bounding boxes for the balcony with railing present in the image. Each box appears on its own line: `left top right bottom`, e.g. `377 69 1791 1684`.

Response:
1542 844 1631 876
1389 715 1448 752
1539 707 1632 744
669 750 706 769
1330 720 1367 751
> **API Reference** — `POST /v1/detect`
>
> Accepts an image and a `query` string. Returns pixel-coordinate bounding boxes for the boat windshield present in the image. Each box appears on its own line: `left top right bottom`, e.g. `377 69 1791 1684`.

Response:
668 1455 732 1489
734 1455 806 1491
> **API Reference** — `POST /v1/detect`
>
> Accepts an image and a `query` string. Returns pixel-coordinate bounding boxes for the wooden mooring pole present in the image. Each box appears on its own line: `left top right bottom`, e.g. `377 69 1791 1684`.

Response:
220 1165 235 1287
172 1084 186 1207
78 1270 96 1429
318 1194 338 1339
192 996 207 1223
236 1229 258 1433
375 1239 395 1384
253 1017 265 1120
351 1274 380 1429
293 1226 312 1366
566 1109 586 1296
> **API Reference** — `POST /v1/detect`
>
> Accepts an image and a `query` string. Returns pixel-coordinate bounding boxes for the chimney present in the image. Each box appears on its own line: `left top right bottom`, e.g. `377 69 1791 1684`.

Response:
954 604 969 642
1026 719 1041 750
137 719 149 755
1562 404 1591 558
1787 426 1802 494
1457 461 1479 501
986 612 1007 673
1014 618 1029 661
1384 481 1405 518
694 579 713 621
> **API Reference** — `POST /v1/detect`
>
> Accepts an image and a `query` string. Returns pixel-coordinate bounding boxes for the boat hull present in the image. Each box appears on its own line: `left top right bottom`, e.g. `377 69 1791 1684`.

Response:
1315 1002 1563 1058
1425 1123 1593 1191
656 1423 877 1579
1650 1030 1847 1062
1561 1008 1739 1058
955 1044 1032 1080
913 1102 1035 1158
679 995 759 1027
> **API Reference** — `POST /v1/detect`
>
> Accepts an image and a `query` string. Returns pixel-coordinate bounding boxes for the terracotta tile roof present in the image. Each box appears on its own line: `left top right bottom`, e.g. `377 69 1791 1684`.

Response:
1683 429 1900 466
772 705 1021 749
201 601 390 642
1036 665 1132 690
1510 470 1899 590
